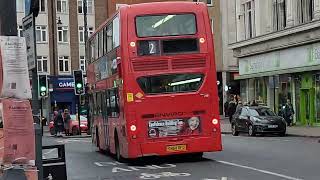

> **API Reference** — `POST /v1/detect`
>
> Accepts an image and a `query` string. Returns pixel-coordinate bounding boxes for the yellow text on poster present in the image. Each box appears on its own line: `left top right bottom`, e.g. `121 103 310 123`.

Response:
127 93 134 102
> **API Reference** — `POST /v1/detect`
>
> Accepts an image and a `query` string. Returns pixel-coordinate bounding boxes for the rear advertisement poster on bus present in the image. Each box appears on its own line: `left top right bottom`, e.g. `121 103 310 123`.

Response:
148 117 200 138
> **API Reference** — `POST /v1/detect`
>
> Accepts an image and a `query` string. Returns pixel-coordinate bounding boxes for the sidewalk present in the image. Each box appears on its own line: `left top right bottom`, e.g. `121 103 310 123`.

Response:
42 126 91 139
220 115 320 138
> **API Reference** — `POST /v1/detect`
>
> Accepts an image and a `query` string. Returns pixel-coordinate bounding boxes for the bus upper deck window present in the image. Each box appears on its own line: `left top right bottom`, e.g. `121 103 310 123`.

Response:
136 14 196 37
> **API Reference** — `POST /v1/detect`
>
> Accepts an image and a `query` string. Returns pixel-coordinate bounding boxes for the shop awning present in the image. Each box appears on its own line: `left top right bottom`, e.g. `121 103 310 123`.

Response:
235 64 320 80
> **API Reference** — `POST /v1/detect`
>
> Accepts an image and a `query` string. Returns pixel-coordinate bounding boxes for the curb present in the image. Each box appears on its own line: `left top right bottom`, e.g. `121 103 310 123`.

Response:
221 131 320 138
43 134 91 138
61 135 92 139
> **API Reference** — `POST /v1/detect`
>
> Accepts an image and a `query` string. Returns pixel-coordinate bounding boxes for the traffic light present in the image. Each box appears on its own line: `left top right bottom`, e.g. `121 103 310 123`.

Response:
38 75 48 97
73 70 85 95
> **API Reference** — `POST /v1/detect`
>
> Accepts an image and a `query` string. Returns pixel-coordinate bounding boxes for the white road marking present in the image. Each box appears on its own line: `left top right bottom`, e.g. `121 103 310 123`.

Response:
217 160 303 180
203 177 228 180
94 161 123 167
56 139 91 144
111 164 177 173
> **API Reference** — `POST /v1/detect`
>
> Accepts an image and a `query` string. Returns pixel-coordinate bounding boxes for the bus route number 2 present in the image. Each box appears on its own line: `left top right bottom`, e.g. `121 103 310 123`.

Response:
148 41 158 55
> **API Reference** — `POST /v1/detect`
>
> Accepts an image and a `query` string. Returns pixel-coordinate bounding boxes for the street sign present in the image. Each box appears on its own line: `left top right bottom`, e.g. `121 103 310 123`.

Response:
22 13 36 70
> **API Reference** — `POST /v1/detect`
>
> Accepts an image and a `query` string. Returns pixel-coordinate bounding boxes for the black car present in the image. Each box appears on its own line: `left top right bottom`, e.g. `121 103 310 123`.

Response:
231 106 287 136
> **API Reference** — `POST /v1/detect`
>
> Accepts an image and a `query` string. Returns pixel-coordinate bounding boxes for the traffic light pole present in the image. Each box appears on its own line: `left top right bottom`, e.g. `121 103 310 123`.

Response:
40 97 43 135
30 14 43 180
78 95 81 135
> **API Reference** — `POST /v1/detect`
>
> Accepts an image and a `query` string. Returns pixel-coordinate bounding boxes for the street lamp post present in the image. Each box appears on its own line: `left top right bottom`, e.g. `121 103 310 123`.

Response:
83 0 90 134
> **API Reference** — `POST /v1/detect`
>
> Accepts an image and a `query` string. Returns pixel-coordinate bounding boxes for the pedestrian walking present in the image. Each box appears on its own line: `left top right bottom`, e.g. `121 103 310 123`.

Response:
284 99 294 126
236 100 243 112
63 109 71 136
53 111 58 136
56 110 64 137
224 100 229 117
228 95 237 123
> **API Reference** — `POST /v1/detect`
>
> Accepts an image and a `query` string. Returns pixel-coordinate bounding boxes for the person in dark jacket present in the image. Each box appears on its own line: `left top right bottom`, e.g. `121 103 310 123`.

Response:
284 99 294 126
224 101 229 117
228 95 237 123
55 110 64 137
63 109 71 136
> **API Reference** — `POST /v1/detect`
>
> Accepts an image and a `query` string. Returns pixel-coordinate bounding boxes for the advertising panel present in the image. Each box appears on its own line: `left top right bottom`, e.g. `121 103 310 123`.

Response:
148 117 201 138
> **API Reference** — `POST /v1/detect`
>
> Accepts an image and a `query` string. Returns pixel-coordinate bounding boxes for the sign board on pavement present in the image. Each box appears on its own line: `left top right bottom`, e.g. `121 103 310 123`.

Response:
22 13 36 70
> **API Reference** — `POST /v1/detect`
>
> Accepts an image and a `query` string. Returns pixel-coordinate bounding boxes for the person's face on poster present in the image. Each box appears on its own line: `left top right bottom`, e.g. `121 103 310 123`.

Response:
188 117 200 131
177 120 185 131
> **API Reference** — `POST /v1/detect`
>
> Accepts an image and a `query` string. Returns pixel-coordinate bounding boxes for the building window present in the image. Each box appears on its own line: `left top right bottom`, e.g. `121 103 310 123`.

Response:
80 56 86 72
57 0 68 13
207 0 213 6
79 26 94 43
39 0 46 12
37 56 48 73
79 27 84 42
243 0 256 39
16 0 24 12
78 0 93 14
297 0 314 24
106 24 113 52
18 25 23 37
59 56 70 72
273 0 286 31
58 26 68 42
113 16 120 48
36 26 47 42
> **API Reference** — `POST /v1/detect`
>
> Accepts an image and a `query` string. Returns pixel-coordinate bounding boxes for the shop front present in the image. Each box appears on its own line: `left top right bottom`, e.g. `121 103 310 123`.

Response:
237 42 320 127
50 76 78 115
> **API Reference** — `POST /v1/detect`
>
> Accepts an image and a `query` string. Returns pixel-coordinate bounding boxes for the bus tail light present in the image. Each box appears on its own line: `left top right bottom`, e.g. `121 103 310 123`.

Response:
212 118 220 133
130 125 137 132
212 118 219 125
199 38 205 43
130 41 136 47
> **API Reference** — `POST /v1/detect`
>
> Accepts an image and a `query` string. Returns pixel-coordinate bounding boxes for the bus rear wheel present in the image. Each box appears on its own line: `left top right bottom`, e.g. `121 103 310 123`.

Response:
96 128 102 152
115 134 125 162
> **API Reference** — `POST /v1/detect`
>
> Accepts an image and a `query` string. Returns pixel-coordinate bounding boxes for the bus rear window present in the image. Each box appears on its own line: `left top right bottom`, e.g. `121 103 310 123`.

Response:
137 73 204 94
136 14 196 37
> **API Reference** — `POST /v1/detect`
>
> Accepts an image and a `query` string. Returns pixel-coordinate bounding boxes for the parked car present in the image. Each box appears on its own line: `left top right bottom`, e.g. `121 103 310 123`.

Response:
231 106 286 136
49 114 88 135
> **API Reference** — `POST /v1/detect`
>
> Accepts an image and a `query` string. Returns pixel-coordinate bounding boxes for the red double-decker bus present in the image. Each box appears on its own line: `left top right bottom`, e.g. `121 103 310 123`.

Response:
86 1 222 161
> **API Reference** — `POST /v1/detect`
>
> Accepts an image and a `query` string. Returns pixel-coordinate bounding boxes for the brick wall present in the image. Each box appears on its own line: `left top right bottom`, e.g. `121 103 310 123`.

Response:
95 0 108 28
69 0 80 71
48 0 58 76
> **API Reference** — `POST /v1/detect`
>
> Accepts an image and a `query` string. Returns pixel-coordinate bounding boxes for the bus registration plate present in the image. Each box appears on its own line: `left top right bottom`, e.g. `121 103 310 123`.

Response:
166 145 187 152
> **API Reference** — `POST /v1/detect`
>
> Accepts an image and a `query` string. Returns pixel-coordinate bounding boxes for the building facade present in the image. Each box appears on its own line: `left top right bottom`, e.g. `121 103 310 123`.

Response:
227 0 320 127
16 0 107 120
